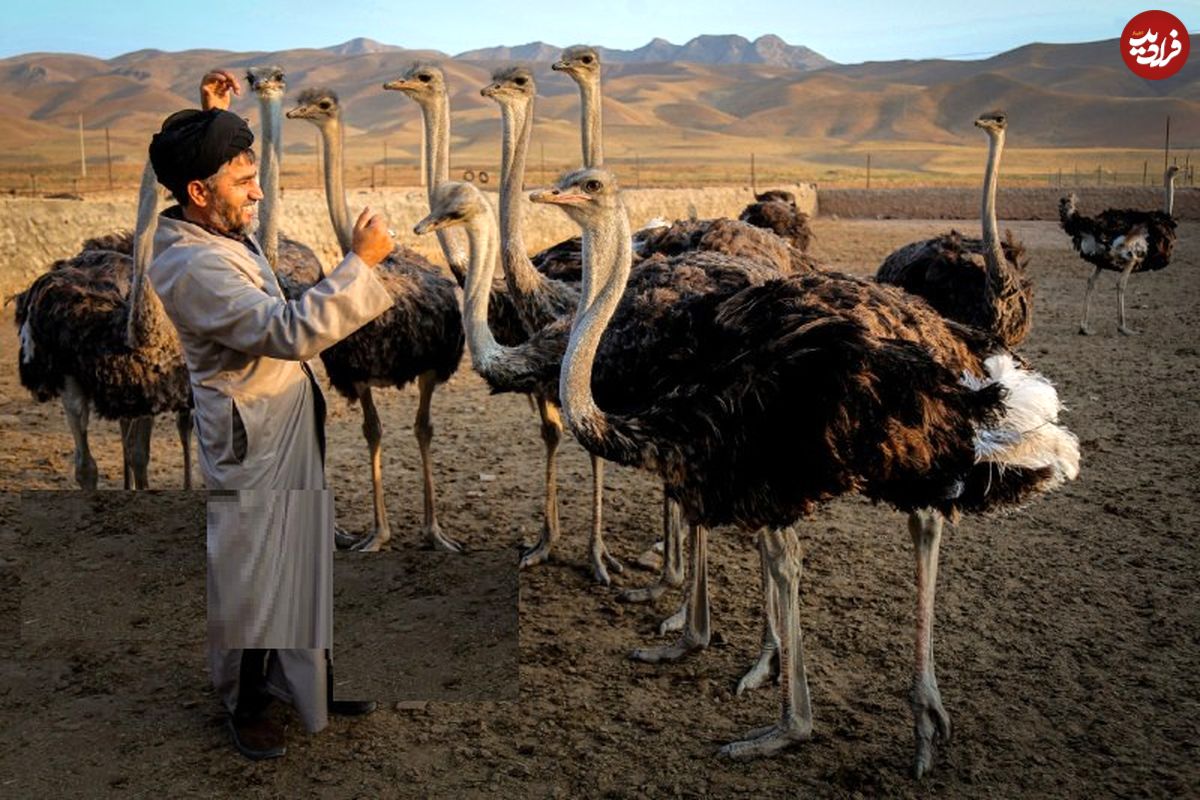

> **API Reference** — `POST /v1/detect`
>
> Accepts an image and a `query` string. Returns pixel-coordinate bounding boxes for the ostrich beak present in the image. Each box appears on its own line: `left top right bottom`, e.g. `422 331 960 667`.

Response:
551 60 569 71
382 78 411 91
414 213 452 235
530 189 588 205
285 107 307 119
481 83 499 98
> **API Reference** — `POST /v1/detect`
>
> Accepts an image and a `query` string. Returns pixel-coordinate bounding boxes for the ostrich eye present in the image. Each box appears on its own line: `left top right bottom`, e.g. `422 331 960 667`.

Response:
418 74 432 83
319 100 332 110
583 179 602 193
581 56 593 64
514 76 527 86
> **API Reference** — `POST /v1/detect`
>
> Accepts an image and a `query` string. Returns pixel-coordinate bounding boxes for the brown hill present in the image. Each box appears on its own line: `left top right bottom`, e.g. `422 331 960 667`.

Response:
0 35 1195 181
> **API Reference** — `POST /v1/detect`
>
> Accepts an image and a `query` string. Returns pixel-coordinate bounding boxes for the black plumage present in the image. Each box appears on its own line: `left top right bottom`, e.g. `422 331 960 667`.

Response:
876 230 1033 347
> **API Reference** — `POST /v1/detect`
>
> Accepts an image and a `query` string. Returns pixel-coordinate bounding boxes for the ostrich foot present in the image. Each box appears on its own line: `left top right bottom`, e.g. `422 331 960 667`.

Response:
1077 324 1095 336
736 647 779 695
334 524 367 550
1118 325 1139 336
590 543 624 586
619 582 670 604
717 720 811 760
658 602 688 635
426 522 464 554
518 536 552 570
630 636 706 664
912 680 952 779
635 540 665 571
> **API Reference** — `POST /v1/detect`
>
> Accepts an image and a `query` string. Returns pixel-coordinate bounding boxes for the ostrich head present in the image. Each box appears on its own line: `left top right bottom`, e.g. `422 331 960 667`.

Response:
553 45 601 81
974 110 1007 137
481 65 535 102
286 88 340 128
414 180 488 235
1166 164 1181 182
382 62 446 105
529 167 621 226
245 65 285 99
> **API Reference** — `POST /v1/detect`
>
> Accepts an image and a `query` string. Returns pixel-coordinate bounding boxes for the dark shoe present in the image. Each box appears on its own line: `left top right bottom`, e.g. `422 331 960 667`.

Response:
329 698 377 717
227 713 287 760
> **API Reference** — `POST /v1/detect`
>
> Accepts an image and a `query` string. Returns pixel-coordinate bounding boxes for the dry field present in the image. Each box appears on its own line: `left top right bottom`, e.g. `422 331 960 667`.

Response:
0 212 1197 798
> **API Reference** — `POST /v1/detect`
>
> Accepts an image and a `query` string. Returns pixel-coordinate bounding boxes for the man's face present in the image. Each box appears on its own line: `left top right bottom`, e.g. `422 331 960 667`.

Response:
188 151 262 235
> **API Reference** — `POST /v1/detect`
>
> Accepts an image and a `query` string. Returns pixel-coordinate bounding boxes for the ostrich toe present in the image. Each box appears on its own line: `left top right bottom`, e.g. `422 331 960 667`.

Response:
718 720 811 760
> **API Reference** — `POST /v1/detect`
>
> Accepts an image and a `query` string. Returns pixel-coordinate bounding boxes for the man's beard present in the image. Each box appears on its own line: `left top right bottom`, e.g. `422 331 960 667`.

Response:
212 194 256 236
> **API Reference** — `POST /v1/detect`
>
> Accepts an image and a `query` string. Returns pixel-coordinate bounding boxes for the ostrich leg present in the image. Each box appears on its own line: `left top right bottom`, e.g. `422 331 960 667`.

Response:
519 397 563 569
1078 265 1102 335
119 418 134 489
630 523 710 663
349 385 391 552
176 409 193 489
620 494 685 603
415 369 463 552
910 509 951 779
1116 258 1139 336
737 529 782 694
588 454 623 585
719 525 813 759
62 376 97 490
121 415 154 489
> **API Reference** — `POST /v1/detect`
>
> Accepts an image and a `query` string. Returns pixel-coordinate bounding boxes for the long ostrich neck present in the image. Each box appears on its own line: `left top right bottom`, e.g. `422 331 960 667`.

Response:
256 91 283 266
1165 172 1176 215
420 93 468 283
499 97 547 304
126 160 161 348
577 76 602 167
980 129 1012 300
560 204 646 466
319 118 354 255
461 214 502 371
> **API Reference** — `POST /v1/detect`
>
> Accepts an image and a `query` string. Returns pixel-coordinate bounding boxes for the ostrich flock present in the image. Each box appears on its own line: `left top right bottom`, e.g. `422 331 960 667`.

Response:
10 43 1187 778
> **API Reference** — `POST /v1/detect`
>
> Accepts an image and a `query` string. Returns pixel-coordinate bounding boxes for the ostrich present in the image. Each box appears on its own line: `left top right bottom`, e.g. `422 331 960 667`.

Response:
876 111 1033 348
287 88 465 553
243 65 325 292
533 167 1079 774
384 62 624 585
482 66 624 584
14 162 192 489
1060 164 1179 335
738 190 814 252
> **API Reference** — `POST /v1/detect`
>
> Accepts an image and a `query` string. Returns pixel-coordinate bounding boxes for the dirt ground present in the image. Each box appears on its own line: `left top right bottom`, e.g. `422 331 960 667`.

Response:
1 218 1197 799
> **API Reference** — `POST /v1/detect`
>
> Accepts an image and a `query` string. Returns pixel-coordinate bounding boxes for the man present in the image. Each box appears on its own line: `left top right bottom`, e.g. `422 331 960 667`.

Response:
147 72 394 759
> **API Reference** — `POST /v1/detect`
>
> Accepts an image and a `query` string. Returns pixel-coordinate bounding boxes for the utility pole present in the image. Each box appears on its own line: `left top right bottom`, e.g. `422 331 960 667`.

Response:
105 128 114 191
78 114 87 178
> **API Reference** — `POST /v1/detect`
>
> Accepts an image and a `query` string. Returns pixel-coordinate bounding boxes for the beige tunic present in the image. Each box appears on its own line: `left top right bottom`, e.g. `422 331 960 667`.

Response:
150 212 392 731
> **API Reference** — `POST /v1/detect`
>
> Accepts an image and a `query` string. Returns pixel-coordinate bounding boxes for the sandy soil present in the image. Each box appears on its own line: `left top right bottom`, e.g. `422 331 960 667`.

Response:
1 219 1197 799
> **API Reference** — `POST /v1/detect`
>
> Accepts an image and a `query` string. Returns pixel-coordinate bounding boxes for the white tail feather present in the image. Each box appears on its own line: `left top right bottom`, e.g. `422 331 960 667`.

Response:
962 354 1081 487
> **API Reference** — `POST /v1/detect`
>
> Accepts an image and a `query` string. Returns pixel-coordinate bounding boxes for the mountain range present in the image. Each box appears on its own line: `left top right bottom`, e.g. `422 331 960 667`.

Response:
0 34 1196 174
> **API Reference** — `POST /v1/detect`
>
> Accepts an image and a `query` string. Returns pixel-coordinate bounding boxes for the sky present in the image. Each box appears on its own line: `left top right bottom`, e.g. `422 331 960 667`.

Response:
1 1 1196 63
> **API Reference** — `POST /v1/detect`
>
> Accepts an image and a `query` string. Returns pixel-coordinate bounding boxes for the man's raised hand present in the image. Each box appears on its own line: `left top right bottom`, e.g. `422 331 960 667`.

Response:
352 207 395 267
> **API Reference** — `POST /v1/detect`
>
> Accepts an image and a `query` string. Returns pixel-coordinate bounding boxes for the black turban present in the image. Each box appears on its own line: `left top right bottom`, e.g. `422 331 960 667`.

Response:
148 108 254 204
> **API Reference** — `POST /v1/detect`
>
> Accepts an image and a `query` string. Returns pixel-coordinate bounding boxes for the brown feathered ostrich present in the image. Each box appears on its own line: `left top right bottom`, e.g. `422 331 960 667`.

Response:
244 66 325 293
535 167 1079 775
14 163 192 489
287 88 465 553
383 62 612 577
485 66 636 583
876 111 1033 348
1060 165 1179 335
739 189 814 252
